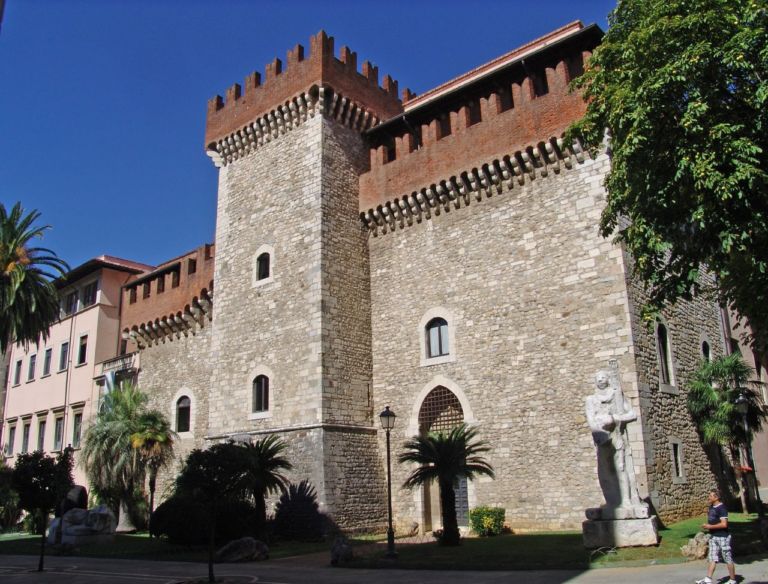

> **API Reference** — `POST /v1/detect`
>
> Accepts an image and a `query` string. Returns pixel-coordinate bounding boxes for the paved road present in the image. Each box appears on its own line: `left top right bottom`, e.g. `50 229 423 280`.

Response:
1 554 767 584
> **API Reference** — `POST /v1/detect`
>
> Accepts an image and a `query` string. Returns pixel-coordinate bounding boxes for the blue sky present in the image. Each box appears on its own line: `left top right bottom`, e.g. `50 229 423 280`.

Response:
0 0 615 269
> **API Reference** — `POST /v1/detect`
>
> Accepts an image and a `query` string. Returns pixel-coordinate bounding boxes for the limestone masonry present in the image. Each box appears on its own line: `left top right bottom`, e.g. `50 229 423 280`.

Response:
120 20 729 531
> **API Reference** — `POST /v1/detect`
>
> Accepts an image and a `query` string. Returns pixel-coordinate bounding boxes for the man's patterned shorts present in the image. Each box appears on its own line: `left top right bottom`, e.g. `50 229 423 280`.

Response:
709 535 733 564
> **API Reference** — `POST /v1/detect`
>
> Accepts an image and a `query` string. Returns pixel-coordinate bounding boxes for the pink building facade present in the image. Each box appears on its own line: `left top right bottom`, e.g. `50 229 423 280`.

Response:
1 256 151 486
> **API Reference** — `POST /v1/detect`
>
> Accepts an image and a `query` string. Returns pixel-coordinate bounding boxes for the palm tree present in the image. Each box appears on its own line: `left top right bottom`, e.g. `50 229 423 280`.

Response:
241 436 292 538
131 410 176 514
688 353 765 510
81 382 148 531
399 424 494 546
0 202 68 352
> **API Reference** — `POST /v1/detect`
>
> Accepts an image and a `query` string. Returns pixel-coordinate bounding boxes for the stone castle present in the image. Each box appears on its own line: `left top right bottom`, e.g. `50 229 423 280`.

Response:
116 21 728 532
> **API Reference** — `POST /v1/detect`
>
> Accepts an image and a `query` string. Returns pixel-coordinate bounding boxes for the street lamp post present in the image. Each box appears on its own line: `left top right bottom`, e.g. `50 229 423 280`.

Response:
734 391 764 517
379 406 397 559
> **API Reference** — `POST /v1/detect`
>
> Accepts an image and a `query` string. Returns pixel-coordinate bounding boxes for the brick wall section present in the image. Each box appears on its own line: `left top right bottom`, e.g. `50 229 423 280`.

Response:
120 245 214 333
205 31 403 147
359 54 591 211
623 260 726 523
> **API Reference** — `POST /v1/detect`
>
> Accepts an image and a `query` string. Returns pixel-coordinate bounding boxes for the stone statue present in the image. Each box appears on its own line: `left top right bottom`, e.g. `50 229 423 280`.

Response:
584 365 648 520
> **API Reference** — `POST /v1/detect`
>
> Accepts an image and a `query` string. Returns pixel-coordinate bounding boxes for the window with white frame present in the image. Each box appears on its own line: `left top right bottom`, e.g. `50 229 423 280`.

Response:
71 412 83 449
81 280 98 307
21 423 30 454
43 348 52 376
37 420 46 451
5 426 15 456
59 342 69 371
252 245 275 287
77 335 88 366
13 359 21 385
27 354 36 381
53 417 64 451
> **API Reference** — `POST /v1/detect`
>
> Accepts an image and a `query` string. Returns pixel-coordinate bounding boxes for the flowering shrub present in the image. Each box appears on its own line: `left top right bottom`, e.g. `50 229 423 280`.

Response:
469 506 505 536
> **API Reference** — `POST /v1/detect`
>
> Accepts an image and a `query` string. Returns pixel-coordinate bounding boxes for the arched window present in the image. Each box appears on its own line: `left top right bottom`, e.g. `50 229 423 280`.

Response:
702 341 711 362
253 375 269 413
256 253 270 281
176 396 191 432
656 322 674 385
426 318 449 358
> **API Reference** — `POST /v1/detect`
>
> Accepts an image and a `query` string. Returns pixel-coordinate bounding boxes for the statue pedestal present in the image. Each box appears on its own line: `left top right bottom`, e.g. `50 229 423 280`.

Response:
582 516 659 548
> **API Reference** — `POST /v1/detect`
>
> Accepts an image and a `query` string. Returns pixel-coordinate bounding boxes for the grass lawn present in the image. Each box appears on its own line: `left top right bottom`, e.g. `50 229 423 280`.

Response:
346 513 766 571
0 531 329 562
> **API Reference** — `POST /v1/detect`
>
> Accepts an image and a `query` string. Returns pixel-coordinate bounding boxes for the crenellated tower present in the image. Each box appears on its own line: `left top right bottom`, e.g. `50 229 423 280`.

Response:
204 31 405 529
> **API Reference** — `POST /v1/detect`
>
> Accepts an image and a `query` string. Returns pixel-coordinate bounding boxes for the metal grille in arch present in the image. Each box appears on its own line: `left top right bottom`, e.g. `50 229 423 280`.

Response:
418 386 464 433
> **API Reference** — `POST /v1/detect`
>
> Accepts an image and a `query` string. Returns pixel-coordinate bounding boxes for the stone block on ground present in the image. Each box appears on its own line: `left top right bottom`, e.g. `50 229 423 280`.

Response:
330 535 353 566
215 537 269 563
582 516 659 548
681 531 710 559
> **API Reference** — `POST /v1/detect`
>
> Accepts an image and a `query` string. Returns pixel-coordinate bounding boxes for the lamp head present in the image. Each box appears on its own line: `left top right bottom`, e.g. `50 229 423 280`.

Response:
379 406 396 430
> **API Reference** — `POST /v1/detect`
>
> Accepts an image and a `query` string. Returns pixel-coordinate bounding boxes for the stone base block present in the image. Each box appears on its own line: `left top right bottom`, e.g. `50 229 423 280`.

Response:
61 533 115 546
582 516 659 548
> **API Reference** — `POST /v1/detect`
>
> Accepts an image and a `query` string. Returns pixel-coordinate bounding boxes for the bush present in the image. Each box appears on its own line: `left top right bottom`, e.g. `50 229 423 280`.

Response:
150 494 259 545
469 506 505 536
0 463 22 530
272 480 325 542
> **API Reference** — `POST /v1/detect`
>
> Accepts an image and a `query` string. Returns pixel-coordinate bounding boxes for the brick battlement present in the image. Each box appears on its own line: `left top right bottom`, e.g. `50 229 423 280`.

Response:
359 22 602 211
205 31 407 147
120 244 214 347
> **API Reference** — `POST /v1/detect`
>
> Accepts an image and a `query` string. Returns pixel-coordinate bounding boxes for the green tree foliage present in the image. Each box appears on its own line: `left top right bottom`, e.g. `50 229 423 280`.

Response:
0 460 22 530
272 480 325 542
241 436 292 538
12 449 74 571
82 383 173 529
0 202 68 352
398 425 494 546
175 442 251 583
688 353 764 447
570 1 768 347
130 410 176 514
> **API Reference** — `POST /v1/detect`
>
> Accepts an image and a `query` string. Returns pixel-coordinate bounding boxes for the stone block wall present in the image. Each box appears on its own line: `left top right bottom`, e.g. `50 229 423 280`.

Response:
137 322 213 502
625 263 725 522
368 150 648 531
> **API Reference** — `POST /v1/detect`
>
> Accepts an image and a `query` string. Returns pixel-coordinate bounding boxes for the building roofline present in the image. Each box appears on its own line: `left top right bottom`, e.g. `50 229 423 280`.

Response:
56 256 155 288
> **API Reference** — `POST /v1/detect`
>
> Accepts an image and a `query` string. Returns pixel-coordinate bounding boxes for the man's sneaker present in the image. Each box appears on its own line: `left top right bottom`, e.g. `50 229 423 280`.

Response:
694 578 711 584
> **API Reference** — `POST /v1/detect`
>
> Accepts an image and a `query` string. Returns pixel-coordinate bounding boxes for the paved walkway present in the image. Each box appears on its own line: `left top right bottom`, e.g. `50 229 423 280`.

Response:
1 554 767 584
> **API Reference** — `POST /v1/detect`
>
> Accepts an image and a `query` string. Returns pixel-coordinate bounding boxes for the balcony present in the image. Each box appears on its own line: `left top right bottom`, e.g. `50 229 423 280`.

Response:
101 353 137 376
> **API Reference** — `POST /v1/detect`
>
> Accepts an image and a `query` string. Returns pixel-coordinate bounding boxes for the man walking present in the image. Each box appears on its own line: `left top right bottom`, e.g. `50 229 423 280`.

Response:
696 489 737 584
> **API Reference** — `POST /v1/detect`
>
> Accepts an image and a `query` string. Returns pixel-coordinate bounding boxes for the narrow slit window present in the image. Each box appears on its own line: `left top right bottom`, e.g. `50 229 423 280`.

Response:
656 322 672 385
176 396 191 432
257 253 270 281
253 375 270 413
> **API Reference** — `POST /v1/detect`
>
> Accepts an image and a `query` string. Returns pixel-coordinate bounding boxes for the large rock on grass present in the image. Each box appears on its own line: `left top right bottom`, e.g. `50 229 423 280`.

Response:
215 537 269 563
681 532 710 559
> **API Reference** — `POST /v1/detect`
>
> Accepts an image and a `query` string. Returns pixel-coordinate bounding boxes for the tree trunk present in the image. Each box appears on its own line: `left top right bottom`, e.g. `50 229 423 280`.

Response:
148 473 156 515
116 499 136 533
255 489 267 540
439 478 461 546
37 510 47 572
208 506 216 584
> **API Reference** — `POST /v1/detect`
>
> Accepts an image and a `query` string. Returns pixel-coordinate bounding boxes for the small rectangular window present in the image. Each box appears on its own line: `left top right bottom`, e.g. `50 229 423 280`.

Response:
81 281 98 307
120 339 128 356
59 342 70 371
6 426 15 456
171 271 180 288
385 141 396 163
13 360 22 385
129 287 137 304
43 348 52 376
72 413 83 449
157 276 165 294
37 421 46 451
54 417 64 451
77 335 88 365
21 423 30 453
143 282 151 299
188 259 197 275
27 354 36 381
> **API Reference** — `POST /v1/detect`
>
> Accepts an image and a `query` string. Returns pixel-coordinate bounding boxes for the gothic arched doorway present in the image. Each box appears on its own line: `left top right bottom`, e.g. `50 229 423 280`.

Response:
417 386 468 531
